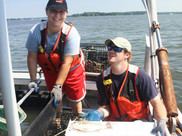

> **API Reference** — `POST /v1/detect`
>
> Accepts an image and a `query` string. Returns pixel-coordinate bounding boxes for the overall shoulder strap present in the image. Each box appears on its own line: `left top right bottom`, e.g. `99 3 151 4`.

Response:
128 64 141 101
102 67 112 102
56 22 73 61
61 22 73 47
39 21 47 53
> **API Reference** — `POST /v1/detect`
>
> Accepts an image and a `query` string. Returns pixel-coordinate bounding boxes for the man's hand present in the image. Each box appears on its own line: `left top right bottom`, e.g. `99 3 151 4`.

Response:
79 110 103 121
28 80 39 92
51 85 62 107
152 119 170 136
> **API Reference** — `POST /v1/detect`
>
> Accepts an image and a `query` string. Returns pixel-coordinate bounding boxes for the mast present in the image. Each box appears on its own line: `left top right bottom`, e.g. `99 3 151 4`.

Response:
0 0 22 135
143 0 180 134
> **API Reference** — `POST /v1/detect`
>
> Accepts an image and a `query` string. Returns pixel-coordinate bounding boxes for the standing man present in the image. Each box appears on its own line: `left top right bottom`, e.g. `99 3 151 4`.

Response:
80 37 170 135
26 0 86 114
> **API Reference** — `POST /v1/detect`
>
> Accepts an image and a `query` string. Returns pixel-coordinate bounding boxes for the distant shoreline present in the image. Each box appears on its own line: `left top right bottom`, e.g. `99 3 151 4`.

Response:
70 11 182 17
7 11 182 20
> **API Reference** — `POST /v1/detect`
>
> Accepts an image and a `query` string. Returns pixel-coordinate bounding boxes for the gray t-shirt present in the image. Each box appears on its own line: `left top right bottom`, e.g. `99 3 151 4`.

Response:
26 21 80 56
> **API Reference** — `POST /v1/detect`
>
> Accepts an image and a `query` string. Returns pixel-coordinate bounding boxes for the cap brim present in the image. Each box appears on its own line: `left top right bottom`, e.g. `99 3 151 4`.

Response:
47 5 67 11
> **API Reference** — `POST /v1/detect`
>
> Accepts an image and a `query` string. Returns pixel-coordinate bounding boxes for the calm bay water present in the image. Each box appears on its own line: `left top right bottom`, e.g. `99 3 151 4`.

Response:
7 14 182 133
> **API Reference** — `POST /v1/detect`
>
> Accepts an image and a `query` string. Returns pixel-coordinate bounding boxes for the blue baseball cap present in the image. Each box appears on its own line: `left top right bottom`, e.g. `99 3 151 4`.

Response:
46 0 68 11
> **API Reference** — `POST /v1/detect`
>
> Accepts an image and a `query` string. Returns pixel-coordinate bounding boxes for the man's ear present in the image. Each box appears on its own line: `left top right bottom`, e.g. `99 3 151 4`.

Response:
125 52 130 59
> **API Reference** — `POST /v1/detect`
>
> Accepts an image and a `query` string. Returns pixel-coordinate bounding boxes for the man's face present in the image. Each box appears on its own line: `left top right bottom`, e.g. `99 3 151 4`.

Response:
107 43 129 64
46 9 67 27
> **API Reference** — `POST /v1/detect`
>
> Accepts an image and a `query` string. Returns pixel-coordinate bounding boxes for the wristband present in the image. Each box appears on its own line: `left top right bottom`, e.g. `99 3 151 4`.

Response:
30 79 38 83
54 85 62 89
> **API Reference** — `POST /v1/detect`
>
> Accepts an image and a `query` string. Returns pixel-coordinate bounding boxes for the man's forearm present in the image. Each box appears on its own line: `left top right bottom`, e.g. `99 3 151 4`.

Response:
150 94 168 121
55 55 74 85
55 63 71 85
27 51 37 80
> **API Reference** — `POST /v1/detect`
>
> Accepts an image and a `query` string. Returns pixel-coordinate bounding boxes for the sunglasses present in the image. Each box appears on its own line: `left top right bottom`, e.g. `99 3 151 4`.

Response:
107 46 123 52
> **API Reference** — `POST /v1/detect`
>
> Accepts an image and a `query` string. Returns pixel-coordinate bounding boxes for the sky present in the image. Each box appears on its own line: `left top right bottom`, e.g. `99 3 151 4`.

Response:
4 0 182 19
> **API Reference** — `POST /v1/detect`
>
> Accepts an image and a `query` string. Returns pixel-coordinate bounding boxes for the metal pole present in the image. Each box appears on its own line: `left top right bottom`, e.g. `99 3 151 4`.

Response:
149 0 160 85
0 0 22 135
142 0 156 83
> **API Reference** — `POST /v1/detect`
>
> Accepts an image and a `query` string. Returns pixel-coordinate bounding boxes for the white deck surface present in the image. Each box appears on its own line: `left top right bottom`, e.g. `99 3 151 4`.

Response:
65 120 155 136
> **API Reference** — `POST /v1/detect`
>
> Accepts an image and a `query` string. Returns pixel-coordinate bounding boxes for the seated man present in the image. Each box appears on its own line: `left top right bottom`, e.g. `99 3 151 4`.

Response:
80 37 170 136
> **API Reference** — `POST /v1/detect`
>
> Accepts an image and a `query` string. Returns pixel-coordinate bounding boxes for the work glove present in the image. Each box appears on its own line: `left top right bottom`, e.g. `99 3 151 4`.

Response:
51 85 62 107
79 110 103 121
151 119 170 136
28 80 39 93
